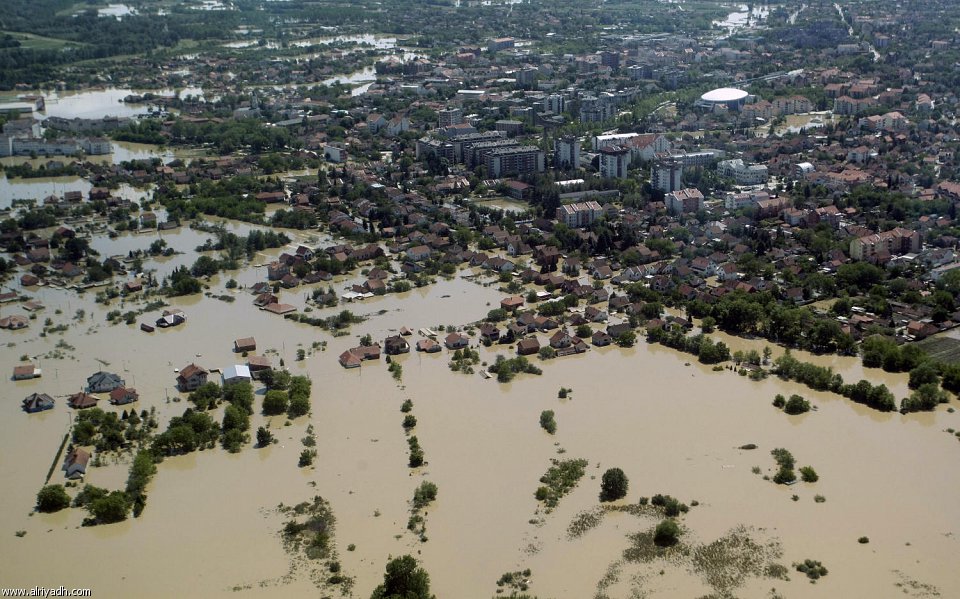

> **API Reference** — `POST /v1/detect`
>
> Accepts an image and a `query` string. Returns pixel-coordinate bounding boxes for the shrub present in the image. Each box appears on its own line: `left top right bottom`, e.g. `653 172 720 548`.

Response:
795 558 828 580
299 449 317 467
858 536 869 544
412 481 438 509
256 427 274 447
403 414 418 430
401 399 413 413
773 468 797 485
799 466 819 482
539 410 557 434
772 394 786 408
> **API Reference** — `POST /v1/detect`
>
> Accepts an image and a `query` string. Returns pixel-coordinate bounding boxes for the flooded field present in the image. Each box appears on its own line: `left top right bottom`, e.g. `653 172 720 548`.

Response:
1 225 958 598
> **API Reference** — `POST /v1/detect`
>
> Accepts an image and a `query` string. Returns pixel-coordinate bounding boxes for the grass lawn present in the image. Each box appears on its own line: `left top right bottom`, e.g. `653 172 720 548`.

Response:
1 30 84 51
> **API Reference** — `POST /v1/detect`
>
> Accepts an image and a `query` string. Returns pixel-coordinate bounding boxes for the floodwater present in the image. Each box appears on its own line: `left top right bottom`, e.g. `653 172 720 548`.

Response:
0 228 958 598
0 177 151 209
713 4 770 35
97 4 137 19
24 87 206 121
0 140 200 172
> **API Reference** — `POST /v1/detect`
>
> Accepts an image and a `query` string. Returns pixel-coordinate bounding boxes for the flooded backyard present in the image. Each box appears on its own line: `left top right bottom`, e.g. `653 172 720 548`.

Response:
0 229 958 598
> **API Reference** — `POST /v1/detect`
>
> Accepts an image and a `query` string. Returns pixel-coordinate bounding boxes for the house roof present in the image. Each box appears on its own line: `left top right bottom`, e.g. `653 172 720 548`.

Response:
13 364 35 377
223 364 252 380
179 363 207 380
66 447 90 469
234 337 256 349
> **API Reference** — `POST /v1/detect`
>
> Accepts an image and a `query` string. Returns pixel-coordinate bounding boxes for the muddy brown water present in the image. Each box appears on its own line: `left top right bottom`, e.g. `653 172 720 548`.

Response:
1 232 958 598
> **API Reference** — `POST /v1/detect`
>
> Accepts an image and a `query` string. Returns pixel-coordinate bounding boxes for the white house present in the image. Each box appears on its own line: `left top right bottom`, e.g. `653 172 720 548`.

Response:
222 364 252 385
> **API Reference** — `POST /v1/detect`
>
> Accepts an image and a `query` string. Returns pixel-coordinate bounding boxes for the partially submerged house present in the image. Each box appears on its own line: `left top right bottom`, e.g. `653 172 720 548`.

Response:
444 332 469 350
177 363 208 391
517 337 541 356
234 337 257 353
416 338 441 353
64 447 90 479
68 392 98 410
86 371 124 393
247 355 272 378
338 344 382 368
109 387 139 405
384 335 410 355
22 392 55 413
222 364 252 385
12 364 41 380
156 309 186 328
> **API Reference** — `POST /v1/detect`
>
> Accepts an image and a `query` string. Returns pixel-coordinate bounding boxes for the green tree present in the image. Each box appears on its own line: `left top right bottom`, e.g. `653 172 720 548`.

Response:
263 390 289 415
616 330 636 347
783 394 811 415
370 555 434 599
89 491 130 524
287 395 310 418
600 467 629 502
36 484 71 512
222 404 250 432
908 363 940 390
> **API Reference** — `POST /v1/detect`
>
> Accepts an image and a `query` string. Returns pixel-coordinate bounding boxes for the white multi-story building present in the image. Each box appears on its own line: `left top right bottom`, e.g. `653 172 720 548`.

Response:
554 135 580 170
718 159 769 185
651 156 683 193
666 188 705 215
556 201 602 228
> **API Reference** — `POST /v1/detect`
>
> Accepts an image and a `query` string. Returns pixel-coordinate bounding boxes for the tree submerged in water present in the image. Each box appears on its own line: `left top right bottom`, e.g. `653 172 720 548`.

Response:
370 555 434 599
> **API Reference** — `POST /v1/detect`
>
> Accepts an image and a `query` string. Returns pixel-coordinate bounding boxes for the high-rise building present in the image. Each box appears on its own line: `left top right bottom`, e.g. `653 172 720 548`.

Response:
438 108 464 128
651 156 684 193
485 146 545 177
543 94 566 114
554 136 580 170
599 146 631 179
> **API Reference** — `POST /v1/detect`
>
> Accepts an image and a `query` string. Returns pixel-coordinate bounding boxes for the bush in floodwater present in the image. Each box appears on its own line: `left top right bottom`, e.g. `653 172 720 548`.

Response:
653 519 681 547
800 466 819 483
539 410 557 434
795 559 828 580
